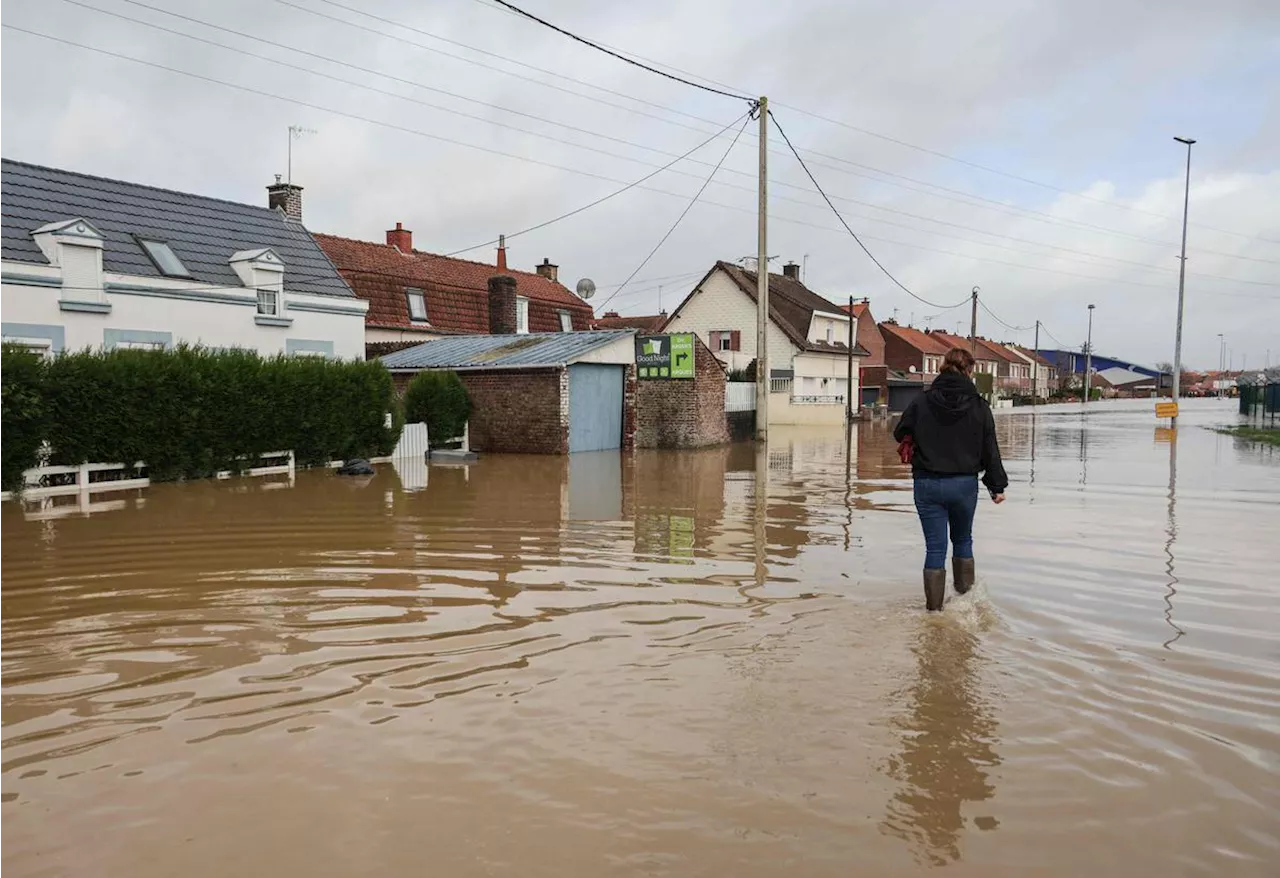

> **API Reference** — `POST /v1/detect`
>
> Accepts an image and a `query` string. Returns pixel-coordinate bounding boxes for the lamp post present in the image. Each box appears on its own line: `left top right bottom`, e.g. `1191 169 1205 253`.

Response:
1083 304 1095 403
1218 333 1225 398
1171 136 1195 426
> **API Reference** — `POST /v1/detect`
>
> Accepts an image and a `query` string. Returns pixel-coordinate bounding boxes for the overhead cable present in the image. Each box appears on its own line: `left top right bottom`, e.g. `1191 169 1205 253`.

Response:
768 110 969 311
488 0 750 101
445 110 752 256
594 114 753 310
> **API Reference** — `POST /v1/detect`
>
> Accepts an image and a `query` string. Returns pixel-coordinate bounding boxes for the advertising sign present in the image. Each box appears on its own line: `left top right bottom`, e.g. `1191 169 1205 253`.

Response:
636 334 695 379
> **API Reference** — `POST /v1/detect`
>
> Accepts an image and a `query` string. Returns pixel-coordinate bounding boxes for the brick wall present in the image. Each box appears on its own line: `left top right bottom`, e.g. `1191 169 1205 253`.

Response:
634 336 730 448
459 368 567 453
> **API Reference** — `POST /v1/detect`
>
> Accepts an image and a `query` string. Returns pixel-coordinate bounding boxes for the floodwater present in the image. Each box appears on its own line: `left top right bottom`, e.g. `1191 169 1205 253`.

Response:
3 398 1277 877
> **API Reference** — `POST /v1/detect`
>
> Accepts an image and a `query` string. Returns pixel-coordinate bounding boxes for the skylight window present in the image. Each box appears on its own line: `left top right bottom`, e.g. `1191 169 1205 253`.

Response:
137 237 190 277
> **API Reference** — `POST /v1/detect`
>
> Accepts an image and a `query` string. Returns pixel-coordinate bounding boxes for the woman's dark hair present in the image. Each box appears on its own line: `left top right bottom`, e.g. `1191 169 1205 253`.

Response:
941 347 975 375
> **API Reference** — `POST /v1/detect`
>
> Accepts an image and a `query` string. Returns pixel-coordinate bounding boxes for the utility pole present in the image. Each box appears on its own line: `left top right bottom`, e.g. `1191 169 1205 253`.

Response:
1032 320 1040 401
754 97 769 442
969 286 979 355
1171 136 1195 427
1084 303 1096 403
846 295 855 423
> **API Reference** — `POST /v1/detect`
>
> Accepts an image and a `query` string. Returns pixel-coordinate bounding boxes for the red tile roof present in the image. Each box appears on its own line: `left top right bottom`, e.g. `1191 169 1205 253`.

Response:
590 312 668 332
314 233 594 334
878 322 951 355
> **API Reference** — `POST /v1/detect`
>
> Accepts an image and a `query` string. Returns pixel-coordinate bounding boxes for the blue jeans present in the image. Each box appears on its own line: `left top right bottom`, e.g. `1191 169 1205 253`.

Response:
913 474 979 570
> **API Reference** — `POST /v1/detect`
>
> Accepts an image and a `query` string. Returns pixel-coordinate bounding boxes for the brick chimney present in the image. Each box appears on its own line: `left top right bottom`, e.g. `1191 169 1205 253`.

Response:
782 262 800 281
386 222 412 252
496 234 507 272
535 258 559 283
488 275 517 334
267 175 303 221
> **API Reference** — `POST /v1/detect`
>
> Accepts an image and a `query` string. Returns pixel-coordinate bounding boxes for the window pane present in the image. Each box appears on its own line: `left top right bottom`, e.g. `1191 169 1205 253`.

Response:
257 289 278 315
516 298 529 334
558 311 572 332
139 239 190 277
408 290 428 321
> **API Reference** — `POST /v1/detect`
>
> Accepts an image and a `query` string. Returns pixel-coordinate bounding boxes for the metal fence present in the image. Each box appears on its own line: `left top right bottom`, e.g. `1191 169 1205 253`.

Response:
1238 368 1279 424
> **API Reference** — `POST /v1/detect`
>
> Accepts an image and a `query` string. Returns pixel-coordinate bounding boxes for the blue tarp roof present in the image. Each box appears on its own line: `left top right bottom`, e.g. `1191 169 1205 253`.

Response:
379 330 635 370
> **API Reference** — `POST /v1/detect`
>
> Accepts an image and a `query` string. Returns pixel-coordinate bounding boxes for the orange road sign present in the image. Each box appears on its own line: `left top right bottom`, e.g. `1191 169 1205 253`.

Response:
1155 402 1179 418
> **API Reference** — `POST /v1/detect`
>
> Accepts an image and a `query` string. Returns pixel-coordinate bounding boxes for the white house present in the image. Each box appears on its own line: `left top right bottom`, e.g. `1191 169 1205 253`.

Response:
1 160 367 359
663 260 867 425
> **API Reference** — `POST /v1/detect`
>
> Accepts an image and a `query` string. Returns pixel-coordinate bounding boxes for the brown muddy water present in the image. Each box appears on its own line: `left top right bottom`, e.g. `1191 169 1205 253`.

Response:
3 398 1277 876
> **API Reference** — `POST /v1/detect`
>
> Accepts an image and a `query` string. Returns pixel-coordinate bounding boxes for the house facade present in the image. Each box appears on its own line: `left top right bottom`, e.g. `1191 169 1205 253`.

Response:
1 161 366 359
841 299 888 407
314 225 593 359
1006 345 1059 397
663 261 868 425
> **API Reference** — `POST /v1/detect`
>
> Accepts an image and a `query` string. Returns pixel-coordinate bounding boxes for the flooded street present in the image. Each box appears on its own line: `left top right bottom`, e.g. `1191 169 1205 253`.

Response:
3 398 1277 877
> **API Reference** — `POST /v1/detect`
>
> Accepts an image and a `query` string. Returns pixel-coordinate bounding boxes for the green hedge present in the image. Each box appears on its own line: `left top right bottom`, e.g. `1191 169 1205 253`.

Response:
1 345 401 487
2 345 50 490
403 370 471 447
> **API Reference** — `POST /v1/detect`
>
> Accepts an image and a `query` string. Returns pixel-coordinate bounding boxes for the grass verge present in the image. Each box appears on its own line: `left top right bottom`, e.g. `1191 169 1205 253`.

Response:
1213 425 1280 446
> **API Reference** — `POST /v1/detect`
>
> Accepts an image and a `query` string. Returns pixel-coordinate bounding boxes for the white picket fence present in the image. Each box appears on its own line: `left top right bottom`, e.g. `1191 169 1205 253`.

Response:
725 382 757 412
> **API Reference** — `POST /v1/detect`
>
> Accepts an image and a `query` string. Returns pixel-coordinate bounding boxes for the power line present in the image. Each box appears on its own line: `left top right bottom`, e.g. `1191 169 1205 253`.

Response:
11 24 1278 303
489 0 749 101
445 110 751 256
768 109 970 311
979 299 1033 332
87 0 1278 286
464 0 1275 244
595 114 752 311
273 0 1278 263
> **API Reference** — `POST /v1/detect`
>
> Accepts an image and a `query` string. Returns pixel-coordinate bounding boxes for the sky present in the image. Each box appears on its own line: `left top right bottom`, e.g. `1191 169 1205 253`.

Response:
3 0 1278 370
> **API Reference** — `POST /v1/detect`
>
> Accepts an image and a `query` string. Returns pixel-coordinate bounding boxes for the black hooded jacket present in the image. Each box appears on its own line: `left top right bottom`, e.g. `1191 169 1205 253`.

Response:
893 370 1009 494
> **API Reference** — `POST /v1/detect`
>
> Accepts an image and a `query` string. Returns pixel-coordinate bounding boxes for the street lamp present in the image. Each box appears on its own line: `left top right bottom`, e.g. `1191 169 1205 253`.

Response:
1218 332 1225 398
1171 136 1196 425
1084 303 1096 403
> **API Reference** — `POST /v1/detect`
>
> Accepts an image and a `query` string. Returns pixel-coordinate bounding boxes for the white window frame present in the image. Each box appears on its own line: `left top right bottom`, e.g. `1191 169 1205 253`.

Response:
407 288 428 322
116 339 165 351
516 296 530 334
257 288 279 316
558 310 572 332
717 331 734 352
826 324 834 344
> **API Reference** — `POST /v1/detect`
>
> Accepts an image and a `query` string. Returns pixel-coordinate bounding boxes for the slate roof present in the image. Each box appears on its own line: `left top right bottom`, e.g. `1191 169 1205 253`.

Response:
1 159 352 298
314 233 593 334
379 329 634 371
672 261 869 356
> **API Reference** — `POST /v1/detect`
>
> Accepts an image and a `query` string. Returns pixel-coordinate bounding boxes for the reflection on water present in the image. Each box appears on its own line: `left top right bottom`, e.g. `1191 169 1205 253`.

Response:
3 398 1278 877
882 618 1000 866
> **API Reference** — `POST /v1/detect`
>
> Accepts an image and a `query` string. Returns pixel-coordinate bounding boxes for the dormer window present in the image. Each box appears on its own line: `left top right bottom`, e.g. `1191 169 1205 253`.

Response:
137 237 190 277
407 288 428 322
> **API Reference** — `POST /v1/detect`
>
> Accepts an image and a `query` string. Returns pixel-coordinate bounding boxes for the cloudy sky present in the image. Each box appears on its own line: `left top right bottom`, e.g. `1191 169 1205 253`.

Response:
4 0 1278 368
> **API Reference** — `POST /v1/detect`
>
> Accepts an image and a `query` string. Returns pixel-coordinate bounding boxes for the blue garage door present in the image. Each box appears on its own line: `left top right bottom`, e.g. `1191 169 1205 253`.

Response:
568 364 624 453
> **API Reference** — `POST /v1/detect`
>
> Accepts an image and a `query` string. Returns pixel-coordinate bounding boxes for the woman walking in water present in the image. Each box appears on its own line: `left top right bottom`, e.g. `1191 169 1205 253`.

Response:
893 347 1008 611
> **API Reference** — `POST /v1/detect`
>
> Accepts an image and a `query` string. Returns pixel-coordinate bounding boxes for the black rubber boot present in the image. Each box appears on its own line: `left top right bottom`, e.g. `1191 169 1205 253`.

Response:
952 557 975 595
923 568 946 612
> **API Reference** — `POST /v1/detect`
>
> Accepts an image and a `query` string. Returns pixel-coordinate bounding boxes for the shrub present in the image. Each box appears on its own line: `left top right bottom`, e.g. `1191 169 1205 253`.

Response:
2 345 401 484
403 370 471 446
1 345 49 490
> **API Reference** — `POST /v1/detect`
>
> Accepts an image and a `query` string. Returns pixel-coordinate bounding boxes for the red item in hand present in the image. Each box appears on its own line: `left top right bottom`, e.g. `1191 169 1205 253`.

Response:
898 436 914 465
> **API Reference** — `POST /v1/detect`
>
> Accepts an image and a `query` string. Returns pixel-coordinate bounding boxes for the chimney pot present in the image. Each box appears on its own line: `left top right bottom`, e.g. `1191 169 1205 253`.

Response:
782 262 801 280
386 223 413 252
266 179 304 222
496 234 507 272
535 257 559 283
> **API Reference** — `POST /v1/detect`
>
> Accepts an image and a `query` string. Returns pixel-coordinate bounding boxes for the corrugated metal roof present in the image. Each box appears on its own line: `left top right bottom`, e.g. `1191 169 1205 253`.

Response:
2 159 354 298
379 329 635 370
1095 366 1156 387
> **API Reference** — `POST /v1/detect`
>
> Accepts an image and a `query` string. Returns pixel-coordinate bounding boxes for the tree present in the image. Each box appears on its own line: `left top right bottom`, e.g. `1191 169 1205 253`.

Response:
403 370 471 447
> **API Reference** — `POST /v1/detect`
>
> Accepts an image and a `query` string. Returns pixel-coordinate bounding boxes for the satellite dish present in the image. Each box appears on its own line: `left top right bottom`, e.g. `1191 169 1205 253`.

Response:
909 365 917 373
576 278 596 300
